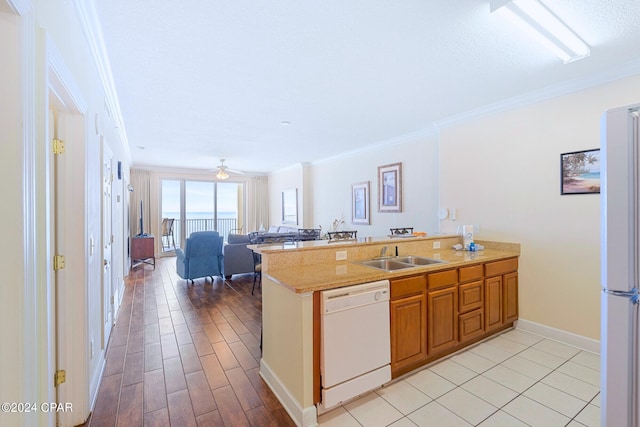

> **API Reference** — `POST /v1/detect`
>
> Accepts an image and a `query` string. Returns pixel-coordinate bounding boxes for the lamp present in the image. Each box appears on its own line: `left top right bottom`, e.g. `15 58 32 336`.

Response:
216 169 229 180
490 0 590 63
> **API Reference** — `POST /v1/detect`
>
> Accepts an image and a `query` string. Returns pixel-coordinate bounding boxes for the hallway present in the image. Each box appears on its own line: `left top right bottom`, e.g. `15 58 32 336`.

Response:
86 257 295 426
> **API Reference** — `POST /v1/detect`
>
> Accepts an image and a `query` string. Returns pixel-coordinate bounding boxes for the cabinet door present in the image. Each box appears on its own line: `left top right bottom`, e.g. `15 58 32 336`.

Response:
503 272 518 323
428 286 458 354
459 280 483 314
390 294 427 374
459 309 484 343
485 276 503 331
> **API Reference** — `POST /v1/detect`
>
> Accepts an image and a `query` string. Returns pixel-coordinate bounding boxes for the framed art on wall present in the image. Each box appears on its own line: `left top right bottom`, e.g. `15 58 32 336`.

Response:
560 149 600 195
352 181 370 225
378 162 402 212
282 188 298 224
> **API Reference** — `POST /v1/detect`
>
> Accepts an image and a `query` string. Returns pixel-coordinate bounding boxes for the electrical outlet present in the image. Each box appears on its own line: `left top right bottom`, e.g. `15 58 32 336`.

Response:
474 224 481 234
433 241 441 249
336 251 347 261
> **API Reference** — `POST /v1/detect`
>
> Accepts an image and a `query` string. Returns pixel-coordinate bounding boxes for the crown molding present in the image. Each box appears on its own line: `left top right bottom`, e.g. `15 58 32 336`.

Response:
6 0 31 15
72 0 130 161
435 58 640 129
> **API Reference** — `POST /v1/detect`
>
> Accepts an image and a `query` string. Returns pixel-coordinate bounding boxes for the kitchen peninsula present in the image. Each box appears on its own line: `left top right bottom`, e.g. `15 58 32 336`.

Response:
252 234 520 427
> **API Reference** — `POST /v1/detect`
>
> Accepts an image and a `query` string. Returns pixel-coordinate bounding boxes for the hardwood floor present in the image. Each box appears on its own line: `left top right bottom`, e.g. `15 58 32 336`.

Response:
84 257 295 427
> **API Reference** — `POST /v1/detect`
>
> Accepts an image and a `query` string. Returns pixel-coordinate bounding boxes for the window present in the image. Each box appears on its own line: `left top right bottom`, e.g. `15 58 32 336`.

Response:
161 179 244 249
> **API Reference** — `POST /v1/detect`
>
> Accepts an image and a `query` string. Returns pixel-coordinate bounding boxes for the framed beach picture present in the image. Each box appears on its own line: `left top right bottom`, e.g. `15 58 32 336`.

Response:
560 149 600 195
352 181 370 225
378 162 402 212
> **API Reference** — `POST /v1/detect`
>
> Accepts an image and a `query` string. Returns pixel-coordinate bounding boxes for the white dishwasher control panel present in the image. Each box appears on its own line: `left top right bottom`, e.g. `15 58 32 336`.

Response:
321 280 390 314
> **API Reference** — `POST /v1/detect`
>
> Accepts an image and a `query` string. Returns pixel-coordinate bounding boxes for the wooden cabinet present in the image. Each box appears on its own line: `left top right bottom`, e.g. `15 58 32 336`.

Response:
503 271 519 323
390 276 427 376
428 285 457 354
484 257 518 331
484 275 503 331
131 235 155 269
458 265 484 343
387 256 519 379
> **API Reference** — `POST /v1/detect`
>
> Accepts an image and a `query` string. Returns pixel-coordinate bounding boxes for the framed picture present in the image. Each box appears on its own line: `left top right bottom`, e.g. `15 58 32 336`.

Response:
352 181 370 225
282 188 298 224
378 162 402 212
561 149 601 195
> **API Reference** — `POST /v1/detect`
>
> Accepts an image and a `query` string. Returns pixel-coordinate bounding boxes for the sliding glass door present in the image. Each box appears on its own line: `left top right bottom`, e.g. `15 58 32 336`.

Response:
161 179 243 249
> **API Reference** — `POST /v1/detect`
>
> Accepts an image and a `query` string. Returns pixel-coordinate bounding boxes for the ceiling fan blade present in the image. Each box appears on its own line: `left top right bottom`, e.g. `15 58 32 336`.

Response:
226 168 245 175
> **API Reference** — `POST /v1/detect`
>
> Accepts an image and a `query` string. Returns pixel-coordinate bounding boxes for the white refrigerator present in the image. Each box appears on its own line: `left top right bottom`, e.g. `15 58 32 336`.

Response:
601 102 640 427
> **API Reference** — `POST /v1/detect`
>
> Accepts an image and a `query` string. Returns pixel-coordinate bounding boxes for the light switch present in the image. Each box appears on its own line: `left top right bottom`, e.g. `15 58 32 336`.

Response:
449 208 457 221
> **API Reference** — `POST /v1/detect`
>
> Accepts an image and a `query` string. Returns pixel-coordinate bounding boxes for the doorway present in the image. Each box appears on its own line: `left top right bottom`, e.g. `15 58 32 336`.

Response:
47 39 90 426
102 143 114 345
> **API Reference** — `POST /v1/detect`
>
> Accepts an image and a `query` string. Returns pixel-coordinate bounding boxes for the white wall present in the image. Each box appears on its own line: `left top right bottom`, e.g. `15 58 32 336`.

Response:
439 75 640 340
269 163 305 228
1 0 131 424
307 133 440 237
0 7 25 423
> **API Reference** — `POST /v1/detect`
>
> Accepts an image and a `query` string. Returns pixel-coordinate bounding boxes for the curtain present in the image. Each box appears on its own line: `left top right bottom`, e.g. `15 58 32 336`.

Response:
129 169 151 238
247 176 269 232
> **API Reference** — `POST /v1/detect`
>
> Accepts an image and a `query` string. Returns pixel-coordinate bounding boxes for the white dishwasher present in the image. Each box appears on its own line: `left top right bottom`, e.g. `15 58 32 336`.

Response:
320 280 391 410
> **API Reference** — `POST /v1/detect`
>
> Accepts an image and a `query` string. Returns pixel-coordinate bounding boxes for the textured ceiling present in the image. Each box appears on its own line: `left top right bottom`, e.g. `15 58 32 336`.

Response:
93 0 640 175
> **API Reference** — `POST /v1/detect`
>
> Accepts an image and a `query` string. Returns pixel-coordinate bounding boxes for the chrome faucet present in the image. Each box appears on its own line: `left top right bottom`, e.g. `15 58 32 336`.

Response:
380 246 388 257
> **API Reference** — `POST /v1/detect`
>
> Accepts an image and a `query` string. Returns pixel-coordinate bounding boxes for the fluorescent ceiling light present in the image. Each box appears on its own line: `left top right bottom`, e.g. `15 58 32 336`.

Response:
491 0 590 63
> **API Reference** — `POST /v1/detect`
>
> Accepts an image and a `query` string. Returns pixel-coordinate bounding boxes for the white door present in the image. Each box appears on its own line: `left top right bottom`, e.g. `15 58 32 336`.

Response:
103 143 114 343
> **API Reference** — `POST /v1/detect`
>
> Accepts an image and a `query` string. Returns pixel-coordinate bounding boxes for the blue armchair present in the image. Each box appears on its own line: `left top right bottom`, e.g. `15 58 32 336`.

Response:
176 231 224 283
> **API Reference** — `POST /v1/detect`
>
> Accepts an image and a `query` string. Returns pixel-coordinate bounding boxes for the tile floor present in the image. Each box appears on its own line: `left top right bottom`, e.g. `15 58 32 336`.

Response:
318 329 600 427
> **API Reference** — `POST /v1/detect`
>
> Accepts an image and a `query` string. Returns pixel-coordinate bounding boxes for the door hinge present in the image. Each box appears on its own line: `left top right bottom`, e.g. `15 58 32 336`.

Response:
53 255 66 271
52 138 65 155
54 369 66 387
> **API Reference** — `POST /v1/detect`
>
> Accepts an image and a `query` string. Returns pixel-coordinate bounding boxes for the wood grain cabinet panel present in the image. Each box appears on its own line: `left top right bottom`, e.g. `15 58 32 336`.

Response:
391 275 427 299
390 294 427 374
459 281 483 314
459 264 483 283
427 269 457 290
503 272 518 323
484 276 503 332
459 309 484 343
428 286 458 355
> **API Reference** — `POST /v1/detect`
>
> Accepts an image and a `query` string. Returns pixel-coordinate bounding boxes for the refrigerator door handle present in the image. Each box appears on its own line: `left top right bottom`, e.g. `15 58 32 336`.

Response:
604 288 639 304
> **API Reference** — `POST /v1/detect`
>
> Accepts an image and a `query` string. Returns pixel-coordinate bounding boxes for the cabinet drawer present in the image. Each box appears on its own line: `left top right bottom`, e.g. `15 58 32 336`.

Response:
459 264 483 283
391 275 426 299
428 269 457 290
485 257 518 277
459 280 483 313
459 309 484 342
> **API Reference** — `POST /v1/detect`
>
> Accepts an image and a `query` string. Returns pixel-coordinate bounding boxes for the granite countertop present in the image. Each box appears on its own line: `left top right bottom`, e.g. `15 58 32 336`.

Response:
265 246 520 293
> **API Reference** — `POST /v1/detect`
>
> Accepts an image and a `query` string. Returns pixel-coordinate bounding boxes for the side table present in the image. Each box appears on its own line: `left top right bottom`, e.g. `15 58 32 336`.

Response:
131 235 155 269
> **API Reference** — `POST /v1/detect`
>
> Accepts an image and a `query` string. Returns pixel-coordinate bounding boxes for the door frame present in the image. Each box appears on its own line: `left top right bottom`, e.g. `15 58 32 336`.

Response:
46 34 91 426
102 142 114 346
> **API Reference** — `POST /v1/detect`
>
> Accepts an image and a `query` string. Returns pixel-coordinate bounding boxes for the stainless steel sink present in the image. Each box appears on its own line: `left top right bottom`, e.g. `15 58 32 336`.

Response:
394 256 446 266
358 256 447 271
358 259 416 271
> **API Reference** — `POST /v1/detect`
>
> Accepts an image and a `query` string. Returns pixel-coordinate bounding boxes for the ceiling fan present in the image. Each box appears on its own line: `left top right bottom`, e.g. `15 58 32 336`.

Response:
214 159 244 180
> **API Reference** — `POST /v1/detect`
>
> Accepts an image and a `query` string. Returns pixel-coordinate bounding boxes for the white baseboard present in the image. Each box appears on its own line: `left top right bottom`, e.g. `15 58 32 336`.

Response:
89 351 106 412
259 359 318 427
515 319 600 354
